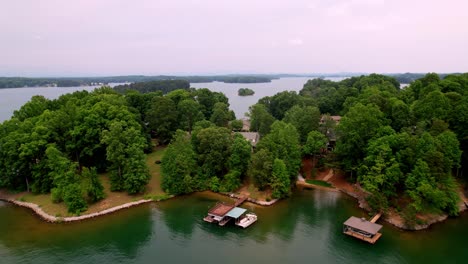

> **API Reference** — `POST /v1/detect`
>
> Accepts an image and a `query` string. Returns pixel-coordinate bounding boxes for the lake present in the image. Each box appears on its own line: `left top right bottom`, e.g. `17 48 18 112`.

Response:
1 190 468 264
191 77 345 119
2 77 467 263
0 77 343 122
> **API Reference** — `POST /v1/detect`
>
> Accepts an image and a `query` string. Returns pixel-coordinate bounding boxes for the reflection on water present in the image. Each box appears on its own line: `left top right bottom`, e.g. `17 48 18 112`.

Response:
2 189 468 263
0 203 153 263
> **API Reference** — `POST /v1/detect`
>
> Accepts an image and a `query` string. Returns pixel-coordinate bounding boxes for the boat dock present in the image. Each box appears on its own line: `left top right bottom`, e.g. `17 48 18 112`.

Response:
343 213 383 244
203 196 257 228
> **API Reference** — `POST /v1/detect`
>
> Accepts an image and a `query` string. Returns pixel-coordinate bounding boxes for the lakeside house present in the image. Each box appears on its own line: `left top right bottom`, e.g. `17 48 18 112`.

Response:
320 115 341 125
319 115 341 151
237 132 260 147
241 118 251 131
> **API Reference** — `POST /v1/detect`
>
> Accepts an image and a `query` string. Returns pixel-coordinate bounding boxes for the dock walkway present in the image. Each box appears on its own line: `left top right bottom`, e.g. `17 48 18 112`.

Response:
370 213 382 223
234 196 247 207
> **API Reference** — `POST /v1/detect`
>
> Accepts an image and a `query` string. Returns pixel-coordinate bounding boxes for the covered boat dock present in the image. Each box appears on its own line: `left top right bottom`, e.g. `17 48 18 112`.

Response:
204 199 255 228
343 216 383 244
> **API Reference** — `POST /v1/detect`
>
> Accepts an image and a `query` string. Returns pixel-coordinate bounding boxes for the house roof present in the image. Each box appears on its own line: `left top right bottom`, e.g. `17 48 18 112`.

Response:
238 132 259 146
343 216 382 235
225 207 247 219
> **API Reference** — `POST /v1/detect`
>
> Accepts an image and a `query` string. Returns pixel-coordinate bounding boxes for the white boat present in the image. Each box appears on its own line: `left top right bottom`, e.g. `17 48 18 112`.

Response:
236 213 257 228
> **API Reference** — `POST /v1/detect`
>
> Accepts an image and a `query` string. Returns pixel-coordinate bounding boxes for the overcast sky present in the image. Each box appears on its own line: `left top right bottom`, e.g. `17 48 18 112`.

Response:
1 0 467 76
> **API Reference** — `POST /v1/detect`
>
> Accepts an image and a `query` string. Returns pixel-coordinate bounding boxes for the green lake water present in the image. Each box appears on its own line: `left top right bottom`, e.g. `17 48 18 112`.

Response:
1 189 468 264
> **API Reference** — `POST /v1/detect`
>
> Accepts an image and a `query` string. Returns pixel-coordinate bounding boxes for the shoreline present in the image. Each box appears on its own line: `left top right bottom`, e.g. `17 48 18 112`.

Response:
316 169 468 231
0 196 153 223
0 189 278 223
2 179 466 229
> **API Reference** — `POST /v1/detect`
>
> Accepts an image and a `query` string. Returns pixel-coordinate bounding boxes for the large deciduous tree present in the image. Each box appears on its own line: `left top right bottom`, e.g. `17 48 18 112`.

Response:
161 130 197 194
283 105 321 144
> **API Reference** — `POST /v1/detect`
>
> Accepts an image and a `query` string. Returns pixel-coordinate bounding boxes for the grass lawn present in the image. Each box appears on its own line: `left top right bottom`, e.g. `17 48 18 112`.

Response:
18 146 167 217
305 179 334 188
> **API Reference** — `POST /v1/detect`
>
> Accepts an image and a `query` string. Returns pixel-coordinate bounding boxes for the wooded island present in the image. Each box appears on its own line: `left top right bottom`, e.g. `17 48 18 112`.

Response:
1 73 468 228
238 88 255 96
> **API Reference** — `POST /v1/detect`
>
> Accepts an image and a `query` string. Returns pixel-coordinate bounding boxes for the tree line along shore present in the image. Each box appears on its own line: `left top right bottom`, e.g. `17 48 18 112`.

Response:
0 73 447 88
1 73 468 229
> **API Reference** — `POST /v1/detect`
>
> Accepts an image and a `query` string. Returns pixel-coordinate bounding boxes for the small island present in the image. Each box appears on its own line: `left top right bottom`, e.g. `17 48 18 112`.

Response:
238 88 255 96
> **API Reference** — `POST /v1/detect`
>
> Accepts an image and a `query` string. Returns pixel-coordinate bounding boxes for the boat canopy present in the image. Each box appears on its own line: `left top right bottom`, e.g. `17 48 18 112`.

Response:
225 207 247 219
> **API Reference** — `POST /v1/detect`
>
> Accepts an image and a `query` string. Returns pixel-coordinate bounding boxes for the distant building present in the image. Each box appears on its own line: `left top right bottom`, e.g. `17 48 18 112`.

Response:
319 115 341 151
237 132 260 147
241 118 251 131
320 115 341 125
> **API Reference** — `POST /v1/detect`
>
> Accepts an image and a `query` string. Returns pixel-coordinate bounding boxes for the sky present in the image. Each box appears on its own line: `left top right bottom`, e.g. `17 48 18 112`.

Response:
1 0 467 76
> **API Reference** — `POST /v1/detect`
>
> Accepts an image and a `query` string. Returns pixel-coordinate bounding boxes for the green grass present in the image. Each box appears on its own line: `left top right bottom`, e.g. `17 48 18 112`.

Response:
306 179 333 188
18 145 168 217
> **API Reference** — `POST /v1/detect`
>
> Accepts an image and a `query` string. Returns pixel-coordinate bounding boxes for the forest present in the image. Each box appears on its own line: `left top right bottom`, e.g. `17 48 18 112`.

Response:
162 73 468 224
2 74 468 224
0 80 243 213
0 75 276 88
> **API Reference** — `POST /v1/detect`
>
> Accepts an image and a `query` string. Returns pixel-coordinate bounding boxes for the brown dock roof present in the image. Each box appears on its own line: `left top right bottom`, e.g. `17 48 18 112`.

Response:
208 203 234 217
344 216 383 235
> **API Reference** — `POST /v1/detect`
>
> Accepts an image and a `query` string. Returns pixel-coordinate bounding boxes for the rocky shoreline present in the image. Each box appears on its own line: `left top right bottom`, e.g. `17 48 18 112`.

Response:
336 182 467 230
0 196 152 223
0 190 277 223
220 192 279 206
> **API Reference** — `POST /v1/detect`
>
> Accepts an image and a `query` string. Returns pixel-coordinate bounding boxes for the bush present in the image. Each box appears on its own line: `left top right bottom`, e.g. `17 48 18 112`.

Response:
209 177 220 192
51 188 62 203
63 183 88 214
220 170 241 192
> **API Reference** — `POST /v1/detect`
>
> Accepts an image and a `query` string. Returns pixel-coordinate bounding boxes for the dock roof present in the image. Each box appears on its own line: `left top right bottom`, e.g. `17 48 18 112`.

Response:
344 216 382 235
208 203 234 217
225 207 247 219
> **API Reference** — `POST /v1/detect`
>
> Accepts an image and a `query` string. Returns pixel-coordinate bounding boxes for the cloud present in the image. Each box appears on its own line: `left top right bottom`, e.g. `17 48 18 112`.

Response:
288 38 304 46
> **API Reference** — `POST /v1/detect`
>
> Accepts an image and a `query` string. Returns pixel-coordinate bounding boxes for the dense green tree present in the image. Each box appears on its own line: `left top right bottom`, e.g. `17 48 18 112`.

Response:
13 95 50 121
283 105 321 143
166 89 192 105
210 102 234 127
177 99 204 134
195 88 229 119
161 130 197 195
259 91 306 120
248 103 275 136
335 103 387 172
102 121 150 193
257 121 301 182
230 119 243 131
412 91 451 122
271 159 290 199
248 149 273 190
220 170 242 192
390 99 412 131
81 167 105 202
195 127 232 179
228 134 252 175
146 96 178 144
303 131 328 157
